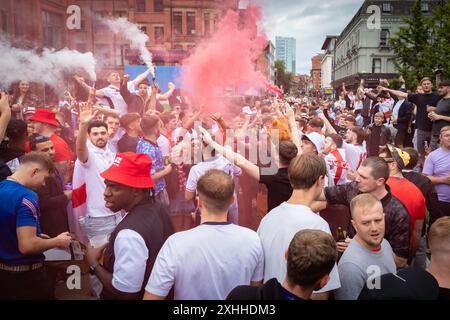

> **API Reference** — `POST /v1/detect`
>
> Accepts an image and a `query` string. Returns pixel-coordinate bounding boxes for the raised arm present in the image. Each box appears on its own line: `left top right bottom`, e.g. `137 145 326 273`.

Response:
74 75 105 97
157 82 176 101
318 111 337 135
380 87 408 100
132 67 155 87
285 103 302 153
199 127 260 181
76 102 99 163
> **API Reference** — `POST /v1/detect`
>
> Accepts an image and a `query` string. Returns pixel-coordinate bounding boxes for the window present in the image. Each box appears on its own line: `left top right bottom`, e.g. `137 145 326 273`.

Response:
13 0 24 37
380 29 390 46
42 11 64 49
382 3 391 13
204 12 211 35
187 12 196 35
0 0 9 32
154 0 163 12
115 44 125 67
94 12 108 33
136 0 146 12
372 58 381 73
154 26 164 44
140 26 147 34
173 11 182 35
421 3 429 12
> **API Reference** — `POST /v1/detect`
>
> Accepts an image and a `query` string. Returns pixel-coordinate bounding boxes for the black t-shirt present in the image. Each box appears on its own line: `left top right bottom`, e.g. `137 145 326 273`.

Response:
117 134 139 153
408 92 442 131
259 167 292 212
227 278 306 300
439 287 450 301
433 97 450 135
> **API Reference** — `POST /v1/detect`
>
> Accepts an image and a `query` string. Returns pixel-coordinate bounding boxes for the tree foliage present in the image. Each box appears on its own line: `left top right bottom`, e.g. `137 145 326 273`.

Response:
275 60 293 93
390 0 450 90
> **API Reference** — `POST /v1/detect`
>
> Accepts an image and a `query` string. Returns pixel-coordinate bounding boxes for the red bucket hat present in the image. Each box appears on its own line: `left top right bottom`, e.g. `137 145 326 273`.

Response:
100 153 155 189
30 109 59 127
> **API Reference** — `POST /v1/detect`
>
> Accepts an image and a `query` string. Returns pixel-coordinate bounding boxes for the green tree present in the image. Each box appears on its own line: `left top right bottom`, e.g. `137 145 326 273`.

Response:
275 60 292 93
390 0 450 90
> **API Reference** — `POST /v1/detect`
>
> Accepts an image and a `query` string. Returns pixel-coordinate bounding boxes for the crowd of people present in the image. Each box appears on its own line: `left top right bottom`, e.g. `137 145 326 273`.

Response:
0 68 449 301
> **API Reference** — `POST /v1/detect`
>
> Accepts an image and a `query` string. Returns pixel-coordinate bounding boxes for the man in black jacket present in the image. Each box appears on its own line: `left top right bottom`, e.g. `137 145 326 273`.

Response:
120 77 154 116
366 112 391 157
227 229 337 300
85 152 174 300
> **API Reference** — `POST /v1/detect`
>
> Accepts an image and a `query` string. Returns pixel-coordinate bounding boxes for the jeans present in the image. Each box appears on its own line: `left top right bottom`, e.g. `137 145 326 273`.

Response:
79 212 123 298
410 235 429 269
155 189 170 208
0 267 52 300
430 134 440 152
415 129 431 156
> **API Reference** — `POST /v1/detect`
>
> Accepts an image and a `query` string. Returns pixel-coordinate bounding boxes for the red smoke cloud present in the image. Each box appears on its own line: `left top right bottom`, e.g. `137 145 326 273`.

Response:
179 6 267 113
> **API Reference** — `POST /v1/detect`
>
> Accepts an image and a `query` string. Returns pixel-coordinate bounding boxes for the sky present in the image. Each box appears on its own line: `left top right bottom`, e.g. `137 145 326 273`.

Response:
240 0 365 75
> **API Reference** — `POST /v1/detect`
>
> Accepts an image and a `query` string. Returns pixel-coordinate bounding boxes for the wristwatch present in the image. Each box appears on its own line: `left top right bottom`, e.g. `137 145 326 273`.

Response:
89 262 99 275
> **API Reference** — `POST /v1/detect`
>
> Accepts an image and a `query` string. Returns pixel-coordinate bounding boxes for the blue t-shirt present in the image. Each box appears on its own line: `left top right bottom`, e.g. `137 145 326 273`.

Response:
136 138 166 195
0 180 44 265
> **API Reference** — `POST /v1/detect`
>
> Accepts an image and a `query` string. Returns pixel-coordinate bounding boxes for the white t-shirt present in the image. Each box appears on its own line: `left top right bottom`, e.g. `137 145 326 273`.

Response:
157 134 171 157
324 148 349 186
186 156 241 214
145 223 264 300
108 129 125 154
172 127 198 144
257 202 341 293
79 144 116 217
186 156 241 193
112 229 148 293
343 142 367 172
100 85 128 116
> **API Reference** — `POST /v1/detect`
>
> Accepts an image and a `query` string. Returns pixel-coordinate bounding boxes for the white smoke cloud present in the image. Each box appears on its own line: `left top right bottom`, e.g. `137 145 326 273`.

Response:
102 17 153 68
0 39 97 89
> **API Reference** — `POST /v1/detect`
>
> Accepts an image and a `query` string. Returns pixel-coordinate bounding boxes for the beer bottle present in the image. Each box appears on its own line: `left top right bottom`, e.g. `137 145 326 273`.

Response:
337 227 346 242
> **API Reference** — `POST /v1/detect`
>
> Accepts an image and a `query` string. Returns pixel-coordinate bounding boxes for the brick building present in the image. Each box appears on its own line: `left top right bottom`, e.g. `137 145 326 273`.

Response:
1 0 239 77
310 53 324 92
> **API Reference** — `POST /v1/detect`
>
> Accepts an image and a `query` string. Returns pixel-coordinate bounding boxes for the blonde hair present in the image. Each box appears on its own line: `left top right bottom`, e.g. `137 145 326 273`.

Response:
350 193 383 219
429 217 450 254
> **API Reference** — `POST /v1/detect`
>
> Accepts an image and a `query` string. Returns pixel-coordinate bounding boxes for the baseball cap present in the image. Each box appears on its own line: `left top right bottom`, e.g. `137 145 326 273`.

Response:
302 132 324 153
387 144 410 170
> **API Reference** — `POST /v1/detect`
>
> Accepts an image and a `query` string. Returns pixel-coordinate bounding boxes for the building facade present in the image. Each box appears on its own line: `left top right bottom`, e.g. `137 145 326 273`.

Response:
275 36 296 73
332 0 439 91
311 54 324 93
1 0 239 78
256 40 275 84
320 35 338 96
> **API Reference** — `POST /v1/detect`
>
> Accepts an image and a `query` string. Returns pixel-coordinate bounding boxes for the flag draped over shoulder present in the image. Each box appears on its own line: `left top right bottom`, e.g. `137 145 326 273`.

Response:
68 159 88 244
